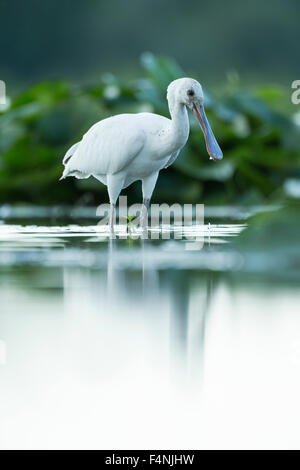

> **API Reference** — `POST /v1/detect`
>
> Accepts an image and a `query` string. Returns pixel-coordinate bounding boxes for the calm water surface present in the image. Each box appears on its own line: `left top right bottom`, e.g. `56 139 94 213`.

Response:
0 206 299 449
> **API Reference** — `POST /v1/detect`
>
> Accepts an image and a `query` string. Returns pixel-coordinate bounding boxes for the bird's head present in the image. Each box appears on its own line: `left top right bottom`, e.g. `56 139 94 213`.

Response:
167 78 223 161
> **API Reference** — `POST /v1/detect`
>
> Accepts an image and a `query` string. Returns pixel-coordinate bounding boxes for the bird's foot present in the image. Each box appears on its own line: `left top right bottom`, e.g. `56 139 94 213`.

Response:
131 214 148 229
130 211 148 238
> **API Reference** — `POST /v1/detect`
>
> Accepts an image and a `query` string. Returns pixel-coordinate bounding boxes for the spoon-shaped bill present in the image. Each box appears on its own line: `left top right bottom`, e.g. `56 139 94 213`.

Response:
192 103 223 161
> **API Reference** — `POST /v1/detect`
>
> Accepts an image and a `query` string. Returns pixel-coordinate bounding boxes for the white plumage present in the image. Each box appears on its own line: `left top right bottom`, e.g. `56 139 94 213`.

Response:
60 78 223 226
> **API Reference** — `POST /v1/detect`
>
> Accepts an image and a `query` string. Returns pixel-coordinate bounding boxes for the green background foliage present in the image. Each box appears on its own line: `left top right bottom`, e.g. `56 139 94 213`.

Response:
0 53 299 206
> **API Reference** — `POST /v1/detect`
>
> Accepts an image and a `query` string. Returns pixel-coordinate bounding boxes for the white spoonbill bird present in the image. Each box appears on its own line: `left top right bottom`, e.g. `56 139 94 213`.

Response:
60 78 223 226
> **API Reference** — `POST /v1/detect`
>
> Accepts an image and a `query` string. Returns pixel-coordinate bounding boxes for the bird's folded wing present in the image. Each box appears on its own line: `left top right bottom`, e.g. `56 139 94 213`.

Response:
63 115 146 177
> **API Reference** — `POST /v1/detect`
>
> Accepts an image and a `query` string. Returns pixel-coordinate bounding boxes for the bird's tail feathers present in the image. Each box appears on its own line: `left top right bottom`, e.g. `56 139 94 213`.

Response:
60 141 81 181
59 168 70 181
63 141 80 166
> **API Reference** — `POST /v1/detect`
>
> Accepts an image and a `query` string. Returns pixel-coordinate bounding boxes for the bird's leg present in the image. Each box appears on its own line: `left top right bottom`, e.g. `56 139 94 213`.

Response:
109 203 116 236
141 198 150 228
107 173 125 239
130 199 149 237
139 199 149 240
141 172 158 232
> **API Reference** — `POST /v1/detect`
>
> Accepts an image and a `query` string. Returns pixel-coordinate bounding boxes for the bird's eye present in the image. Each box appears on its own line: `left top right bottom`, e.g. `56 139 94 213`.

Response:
187 89 195 97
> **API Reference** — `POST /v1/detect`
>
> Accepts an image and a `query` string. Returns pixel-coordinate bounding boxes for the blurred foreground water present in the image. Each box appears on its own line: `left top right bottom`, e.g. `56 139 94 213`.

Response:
0 205 300 450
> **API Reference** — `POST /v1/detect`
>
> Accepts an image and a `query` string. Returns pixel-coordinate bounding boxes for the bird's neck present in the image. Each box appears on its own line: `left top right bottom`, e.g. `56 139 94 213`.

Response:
167 101 190 152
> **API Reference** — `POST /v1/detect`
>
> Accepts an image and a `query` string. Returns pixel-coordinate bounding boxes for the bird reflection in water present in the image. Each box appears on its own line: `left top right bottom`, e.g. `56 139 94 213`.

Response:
104 235 215 390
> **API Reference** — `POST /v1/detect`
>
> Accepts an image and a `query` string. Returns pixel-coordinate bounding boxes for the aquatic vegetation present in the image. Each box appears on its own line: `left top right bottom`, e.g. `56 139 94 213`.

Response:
232 201 300 279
